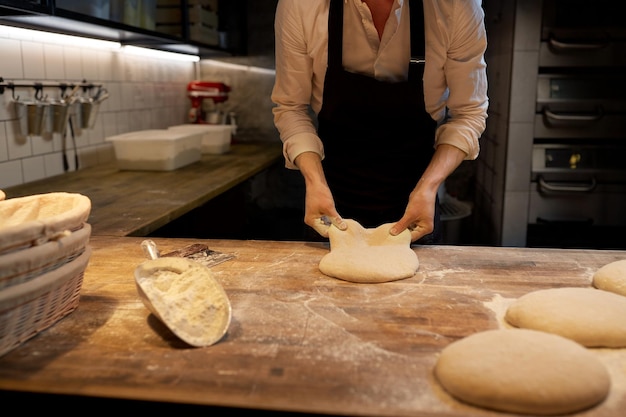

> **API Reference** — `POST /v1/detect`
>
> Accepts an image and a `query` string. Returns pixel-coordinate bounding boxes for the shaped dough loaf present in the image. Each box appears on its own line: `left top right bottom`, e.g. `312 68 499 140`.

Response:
319 219 418 283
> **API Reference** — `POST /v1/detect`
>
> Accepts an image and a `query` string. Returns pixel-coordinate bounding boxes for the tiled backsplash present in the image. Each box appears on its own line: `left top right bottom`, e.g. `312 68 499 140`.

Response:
0 28 194 188
0 26 280 189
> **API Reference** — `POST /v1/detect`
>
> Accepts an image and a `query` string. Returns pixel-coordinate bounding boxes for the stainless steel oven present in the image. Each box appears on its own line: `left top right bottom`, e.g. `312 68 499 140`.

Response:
539 0 626 67
535 73 626 140
529 143 626 248
528 0 626 249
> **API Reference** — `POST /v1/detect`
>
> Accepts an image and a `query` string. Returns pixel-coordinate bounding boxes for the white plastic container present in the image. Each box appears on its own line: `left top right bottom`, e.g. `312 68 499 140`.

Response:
168 124 232 155
106 129 202 171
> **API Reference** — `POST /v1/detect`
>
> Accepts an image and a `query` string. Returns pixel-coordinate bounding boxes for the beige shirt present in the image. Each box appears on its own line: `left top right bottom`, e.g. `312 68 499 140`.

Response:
271 0 489 169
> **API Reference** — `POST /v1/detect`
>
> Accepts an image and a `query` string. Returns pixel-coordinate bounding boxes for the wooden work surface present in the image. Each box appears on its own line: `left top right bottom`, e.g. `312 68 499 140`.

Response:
2 142 282 237
1 236 625 416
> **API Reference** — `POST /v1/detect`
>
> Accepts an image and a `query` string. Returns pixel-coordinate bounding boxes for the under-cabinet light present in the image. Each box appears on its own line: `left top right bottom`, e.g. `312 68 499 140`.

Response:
122 45 200 62
0 25 121 49
203 59 276 75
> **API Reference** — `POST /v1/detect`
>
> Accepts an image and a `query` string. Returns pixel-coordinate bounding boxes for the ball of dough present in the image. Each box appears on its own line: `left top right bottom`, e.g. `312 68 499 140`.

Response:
434 329 611 415
593 259 626 297
504 287 626 347
319 219 418 283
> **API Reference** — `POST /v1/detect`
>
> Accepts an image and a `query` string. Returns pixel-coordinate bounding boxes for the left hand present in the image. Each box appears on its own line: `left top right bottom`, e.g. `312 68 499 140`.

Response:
389 186 437 242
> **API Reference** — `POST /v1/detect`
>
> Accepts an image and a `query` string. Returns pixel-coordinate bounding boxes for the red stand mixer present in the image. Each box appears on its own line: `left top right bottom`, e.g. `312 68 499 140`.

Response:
187 81 231 124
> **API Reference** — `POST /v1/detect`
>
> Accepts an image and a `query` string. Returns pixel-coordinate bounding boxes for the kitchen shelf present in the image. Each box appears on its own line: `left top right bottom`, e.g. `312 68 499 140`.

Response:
0 0 246 58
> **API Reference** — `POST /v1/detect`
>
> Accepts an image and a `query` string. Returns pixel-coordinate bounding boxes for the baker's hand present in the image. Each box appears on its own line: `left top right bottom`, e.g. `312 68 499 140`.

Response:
390 187 436 242
304 182 347 238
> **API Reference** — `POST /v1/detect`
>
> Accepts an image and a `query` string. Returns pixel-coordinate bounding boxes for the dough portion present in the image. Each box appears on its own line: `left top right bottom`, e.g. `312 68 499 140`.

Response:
319 219 418 283
504 287 626 347
434 328 610 415
593 259 626 297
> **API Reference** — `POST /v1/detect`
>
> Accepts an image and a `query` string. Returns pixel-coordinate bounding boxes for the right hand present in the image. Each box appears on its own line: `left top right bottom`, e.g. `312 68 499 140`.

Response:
294 151 347 237
304 181 346 238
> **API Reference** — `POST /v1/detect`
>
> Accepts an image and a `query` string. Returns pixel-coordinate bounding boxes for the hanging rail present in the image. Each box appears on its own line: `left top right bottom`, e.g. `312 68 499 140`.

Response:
0 77 103 99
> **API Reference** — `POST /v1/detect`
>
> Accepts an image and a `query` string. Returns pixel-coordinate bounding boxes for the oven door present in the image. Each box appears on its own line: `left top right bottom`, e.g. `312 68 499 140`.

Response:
528 144 626 249
540 0 626 67
535 73 626 140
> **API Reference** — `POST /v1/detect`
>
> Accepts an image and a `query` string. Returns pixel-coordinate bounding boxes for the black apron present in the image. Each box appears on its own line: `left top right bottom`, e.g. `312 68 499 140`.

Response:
318 0 441 242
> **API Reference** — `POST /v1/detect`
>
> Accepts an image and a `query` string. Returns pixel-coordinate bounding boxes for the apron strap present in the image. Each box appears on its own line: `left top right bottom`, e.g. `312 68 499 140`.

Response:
409 0 426 62
328 0 344 71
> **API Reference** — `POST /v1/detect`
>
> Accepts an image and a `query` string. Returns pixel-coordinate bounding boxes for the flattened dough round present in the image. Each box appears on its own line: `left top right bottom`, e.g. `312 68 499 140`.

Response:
504 287 626 347
593 259 626 297
318 219 418 283
434 329 610 415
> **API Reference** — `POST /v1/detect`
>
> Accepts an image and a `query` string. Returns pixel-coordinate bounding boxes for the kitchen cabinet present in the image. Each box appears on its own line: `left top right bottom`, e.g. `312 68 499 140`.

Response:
0 0 248 58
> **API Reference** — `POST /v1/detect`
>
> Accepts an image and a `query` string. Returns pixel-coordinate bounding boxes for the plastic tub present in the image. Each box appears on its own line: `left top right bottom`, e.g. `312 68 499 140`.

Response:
106 129 203 171
168 124 232 154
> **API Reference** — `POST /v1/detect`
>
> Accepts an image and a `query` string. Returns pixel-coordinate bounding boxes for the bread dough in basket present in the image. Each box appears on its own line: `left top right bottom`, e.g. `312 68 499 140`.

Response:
319 219 418 283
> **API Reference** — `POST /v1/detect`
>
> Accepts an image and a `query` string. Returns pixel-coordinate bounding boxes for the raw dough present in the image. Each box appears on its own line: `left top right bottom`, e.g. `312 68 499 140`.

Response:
504 287 626 347
434 328 611 415
593 259 626 297
135 257 232 347
318 219 418 283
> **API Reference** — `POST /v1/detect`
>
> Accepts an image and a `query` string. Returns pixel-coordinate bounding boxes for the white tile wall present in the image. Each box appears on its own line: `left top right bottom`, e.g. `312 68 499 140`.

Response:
0 26 195 189
477 0 543 247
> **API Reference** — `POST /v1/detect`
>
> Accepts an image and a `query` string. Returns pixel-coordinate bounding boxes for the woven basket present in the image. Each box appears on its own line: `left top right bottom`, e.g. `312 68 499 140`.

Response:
0 246 91 357
0 223 91 290
0 192 91 255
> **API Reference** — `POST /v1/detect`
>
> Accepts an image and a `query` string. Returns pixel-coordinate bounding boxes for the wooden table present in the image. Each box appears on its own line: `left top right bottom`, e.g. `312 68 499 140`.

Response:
1 236 625 416
2 142 282 237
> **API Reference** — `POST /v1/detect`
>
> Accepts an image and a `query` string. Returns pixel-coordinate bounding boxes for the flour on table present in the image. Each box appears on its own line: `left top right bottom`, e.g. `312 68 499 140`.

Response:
318 219 418 283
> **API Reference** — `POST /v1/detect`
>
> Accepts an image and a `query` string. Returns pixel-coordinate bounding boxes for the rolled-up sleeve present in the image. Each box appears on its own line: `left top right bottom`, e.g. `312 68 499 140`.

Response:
271 0 326 169
424 0 488 160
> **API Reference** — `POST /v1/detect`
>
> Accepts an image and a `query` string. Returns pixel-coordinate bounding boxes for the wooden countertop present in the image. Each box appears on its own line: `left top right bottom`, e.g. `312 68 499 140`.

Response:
2 142 282 237
1 236 625 416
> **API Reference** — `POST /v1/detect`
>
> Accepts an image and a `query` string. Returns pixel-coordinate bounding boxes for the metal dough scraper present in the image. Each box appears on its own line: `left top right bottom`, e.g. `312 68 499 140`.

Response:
142 240 235 267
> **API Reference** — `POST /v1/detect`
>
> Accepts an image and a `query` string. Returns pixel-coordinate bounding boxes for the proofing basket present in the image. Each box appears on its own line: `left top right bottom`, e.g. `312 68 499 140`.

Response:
0 246 91 357
0 192 91 254
0 223 91 290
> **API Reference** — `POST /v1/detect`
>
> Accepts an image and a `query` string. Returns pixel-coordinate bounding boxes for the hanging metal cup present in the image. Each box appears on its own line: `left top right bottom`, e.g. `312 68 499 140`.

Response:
14 99 48 136
48 98 72 135
79 87 109 129
78 97 98 129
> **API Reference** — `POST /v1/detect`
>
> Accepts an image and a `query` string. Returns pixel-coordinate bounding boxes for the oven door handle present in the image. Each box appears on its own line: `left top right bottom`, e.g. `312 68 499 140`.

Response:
538 176 597 193
549 36 609 52
543 107 604 124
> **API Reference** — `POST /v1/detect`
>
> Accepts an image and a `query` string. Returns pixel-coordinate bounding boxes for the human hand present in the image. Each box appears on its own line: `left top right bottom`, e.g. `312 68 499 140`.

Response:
304 182 347 237
389 187 437 242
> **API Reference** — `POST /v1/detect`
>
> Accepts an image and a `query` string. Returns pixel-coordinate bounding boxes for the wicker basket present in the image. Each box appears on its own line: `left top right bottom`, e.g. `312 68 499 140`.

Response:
0 192 91 254
0 223 91 290
0 246 91 357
